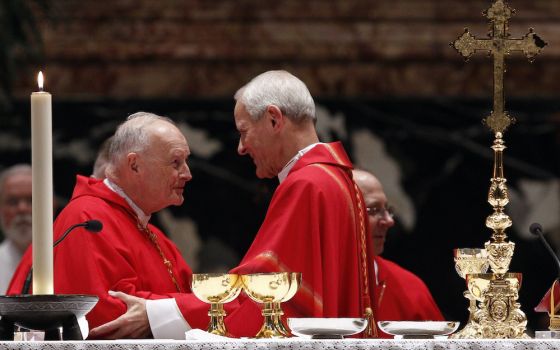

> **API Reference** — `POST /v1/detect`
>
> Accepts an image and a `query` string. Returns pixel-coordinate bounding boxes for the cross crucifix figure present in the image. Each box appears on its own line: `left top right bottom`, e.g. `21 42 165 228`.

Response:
452 0 546 135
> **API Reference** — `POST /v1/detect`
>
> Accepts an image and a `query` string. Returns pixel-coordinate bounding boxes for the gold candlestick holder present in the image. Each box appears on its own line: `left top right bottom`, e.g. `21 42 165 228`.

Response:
191 273 242 336
450 248 488 338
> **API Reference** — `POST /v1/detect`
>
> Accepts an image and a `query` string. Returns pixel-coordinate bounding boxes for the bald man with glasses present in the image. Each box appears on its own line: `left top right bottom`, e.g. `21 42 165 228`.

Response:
353 169 444 337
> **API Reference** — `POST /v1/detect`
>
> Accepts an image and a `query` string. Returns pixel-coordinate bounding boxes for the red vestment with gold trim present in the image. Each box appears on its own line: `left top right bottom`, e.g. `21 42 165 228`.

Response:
191 142 377 337
7 176 201 330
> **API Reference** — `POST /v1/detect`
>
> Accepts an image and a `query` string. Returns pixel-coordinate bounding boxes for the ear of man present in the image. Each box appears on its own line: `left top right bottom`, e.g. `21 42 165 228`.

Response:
127 153 139 172
267 105 284 130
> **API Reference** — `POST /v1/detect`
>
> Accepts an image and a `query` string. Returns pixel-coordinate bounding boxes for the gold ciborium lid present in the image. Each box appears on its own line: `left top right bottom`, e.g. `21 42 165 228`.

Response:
467 272 522 302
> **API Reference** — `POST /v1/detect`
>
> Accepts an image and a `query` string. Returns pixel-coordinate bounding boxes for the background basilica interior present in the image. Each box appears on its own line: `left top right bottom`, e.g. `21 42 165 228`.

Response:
1 0 559 333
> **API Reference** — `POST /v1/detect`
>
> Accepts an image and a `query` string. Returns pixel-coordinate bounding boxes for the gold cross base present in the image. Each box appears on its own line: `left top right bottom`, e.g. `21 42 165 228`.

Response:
473 278 529 339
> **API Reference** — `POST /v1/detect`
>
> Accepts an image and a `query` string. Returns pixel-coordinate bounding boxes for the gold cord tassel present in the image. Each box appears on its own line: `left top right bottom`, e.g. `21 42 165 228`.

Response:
364 307 378 338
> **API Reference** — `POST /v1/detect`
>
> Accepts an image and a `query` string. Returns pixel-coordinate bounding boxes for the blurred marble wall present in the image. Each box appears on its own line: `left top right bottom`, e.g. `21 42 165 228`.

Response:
7 0 560 100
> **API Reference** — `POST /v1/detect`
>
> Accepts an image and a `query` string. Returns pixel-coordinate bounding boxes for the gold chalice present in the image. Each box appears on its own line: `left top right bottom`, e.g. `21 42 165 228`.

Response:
467 272 522 303
272 272 302 336
450 248 489 338
191 273 242 336
241 272 292 338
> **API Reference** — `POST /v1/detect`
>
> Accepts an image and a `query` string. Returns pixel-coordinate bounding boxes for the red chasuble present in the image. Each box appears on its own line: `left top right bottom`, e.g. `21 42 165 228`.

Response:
374 256 444 338
6 176 203 330
202 142 378 337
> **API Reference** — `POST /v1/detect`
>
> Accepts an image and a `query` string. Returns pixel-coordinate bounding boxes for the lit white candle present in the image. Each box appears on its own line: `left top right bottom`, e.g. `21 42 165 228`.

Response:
31 71 53 294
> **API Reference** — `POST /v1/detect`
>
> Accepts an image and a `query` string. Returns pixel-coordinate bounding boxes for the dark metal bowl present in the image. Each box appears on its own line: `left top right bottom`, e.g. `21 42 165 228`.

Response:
0 294 98 331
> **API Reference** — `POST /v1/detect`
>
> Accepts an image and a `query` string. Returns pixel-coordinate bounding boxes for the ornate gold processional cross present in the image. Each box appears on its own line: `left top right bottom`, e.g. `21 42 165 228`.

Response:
450 0 547 339
452 0 546 134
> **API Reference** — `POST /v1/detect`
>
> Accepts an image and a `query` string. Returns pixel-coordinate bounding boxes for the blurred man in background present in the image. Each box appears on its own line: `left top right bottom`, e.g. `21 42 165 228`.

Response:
0 164 32 293
353 169 444 337
91 136 113 179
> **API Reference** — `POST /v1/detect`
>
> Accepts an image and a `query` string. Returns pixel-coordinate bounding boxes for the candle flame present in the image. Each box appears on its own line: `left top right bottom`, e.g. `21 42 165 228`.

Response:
37 71 44 90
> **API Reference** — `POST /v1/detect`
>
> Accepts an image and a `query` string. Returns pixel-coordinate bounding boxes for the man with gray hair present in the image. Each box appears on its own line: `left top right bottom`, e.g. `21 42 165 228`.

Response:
90 70 378 339
226 70 377 336
0 164 32 293
7 112 202 337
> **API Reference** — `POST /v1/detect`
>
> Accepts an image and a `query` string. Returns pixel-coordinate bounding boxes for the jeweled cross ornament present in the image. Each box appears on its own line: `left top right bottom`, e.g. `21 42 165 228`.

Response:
452 0 546 134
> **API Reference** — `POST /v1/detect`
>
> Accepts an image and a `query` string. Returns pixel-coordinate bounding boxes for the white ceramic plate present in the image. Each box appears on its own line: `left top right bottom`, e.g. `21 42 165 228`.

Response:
377 321 460 338
288 318 367 338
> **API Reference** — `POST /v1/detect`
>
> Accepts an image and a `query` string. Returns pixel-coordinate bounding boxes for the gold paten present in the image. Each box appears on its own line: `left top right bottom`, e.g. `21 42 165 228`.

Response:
451 0 546 339
241 272 300 338
191 273 242 336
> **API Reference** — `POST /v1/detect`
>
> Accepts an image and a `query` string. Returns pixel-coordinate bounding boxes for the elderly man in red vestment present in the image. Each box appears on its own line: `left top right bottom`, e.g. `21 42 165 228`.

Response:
223 70 378 337
7 112 203 338
85 70 379 339
352 169 444 337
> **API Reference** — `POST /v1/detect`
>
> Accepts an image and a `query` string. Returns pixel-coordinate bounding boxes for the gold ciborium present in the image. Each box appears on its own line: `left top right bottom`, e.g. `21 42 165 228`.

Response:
241 272 292 338
272 272 302 336
191 273 242 336
451 248 489 338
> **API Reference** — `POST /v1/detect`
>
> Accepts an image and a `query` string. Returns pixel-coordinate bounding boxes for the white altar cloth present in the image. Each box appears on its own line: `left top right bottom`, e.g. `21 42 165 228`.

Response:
1 339 560 350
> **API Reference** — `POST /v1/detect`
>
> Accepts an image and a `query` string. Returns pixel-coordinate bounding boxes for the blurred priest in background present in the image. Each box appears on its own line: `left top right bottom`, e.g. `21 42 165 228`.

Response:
353 169 443 337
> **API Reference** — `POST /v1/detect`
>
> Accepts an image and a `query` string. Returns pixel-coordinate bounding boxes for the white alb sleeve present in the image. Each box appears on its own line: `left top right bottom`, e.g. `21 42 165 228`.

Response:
146 298 191 339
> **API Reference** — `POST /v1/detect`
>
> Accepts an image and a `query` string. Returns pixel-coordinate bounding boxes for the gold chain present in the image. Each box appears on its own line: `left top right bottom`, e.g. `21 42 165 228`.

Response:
138 223 182 292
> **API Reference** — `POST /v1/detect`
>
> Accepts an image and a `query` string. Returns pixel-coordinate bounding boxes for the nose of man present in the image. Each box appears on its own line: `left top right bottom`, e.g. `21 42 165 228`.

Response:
238 139 247 155
380 213 395 228
181 164 193 182
16 197 32 213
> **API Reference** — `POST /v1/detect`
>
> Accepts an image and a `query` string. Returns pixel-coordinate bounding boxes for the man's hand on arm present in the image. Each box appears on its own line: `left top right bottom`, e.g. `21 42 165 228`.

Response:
88 291 152 339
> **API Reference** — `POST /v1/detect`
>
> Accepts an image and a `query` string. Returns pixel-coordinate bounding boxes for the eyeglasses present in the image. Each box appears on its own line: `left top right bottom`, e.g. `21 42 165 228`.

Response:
366 206 395 219
2 196 32 208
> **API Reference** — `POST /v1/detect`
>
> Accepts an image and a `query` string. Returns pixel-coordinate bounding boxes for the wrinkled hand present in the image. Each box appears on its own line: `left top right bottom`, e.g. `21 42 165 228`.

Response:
87 291 152 339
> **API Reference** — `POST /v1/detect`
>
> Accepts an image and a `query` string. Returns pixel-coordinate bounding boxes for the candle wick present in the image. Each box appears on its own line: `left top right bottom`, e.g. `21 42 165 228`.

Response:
39 86 44 92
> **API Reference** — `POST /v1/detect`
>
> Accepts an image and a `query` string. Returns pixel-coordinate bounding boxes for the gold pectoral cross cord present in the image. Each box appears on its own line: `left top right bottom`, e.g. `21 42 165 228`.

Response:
138 223 182 292
352 179 378 338
451 0 546 135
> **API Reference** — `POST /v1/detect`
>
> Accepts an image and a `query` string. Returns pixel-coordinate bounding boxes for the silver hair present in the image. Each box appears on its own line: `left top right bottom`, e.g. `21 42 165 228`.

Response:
107 112 174 168
0 164 32 199
234 70 316 123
